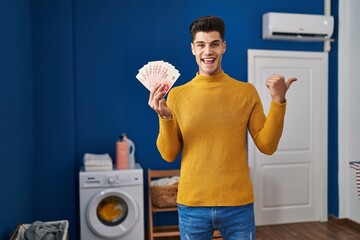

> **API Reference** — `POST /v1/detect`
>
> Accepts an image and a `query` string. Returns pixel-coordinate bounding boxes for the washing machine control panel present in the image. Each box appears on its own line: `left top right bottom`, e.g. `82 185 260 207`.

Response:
106 174 132 185
80 168 143 188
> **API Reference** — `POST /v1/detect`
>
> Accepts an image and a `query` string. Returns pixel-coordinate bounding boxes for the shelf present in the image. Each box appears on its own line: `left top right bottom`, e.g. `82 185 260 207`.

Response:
153 225 180 237
148 169 181 240
152 205 178 213
148 169 223 240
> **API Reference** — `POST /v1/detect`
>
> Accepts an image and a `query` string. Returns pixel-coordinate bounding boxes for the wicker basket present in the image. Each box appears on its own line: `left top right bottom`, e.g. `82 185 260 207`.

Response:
150 183 178 208
10 221 69 240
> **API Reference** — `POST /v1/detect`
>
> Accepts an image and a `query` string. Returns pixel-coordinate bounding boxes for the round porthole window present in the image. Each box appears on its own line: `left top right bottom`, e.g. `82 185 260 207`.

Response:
96 196 129 226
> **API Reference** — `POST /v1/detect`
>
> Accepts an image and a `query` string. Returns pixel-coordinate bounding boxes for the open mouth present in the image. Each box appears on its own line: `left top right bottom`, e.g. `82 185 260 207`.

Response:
202 57 215 65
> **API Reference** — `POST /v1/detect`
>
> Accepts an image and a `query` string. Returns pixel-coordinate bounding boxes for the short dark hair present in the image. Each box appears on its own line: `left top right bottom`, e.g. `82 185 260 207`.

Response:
189 16 225 42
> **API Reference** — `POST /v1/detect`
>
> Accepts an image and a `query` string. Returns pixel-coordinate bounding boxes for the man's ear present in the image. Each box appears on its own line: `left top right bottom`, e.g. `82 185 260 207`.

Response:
222 40 226 53
191 43 195 55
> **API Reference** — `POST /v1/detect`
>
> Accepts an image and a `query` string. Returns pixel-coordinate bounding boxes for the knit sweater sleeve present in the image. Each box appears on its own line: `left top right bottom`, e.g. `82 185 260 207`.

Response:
248 85 286 155
156 89 183 162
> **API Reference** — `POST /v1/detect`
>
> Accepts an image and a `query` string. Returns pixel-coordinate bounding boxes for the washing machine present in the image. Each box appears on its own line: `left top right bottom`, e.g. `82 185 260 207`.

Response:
79 164 144 240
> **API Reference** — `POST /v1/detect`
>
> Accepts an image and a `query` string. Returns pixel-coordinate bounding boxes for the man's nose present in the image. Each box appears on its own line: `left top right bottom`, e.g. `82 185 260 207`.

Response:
204 45 213 55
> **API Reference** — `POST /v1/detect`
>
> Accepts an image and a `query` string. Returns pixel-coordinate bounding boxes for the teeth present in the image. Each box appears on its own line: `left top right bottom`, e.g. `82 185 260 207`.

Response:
203 58 215 64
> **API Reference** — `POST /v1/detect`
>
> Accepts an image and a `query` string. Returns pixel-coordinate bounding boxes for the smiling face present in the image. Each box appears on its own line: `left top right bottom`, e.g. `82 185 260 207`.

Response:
191 31 226 76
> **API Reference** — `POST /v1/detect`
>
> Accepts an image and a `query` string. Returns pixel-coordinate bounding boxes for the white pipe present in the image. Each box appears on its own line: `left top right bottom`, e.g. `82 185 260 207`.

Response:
324 0 331 52
324 0 331 15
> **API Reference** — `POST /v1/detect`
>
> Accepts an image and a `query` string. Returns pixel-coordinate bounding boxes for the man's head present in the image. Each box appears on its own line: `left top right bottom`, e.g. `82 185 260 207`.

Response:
189 16 226 76
189 16 225 42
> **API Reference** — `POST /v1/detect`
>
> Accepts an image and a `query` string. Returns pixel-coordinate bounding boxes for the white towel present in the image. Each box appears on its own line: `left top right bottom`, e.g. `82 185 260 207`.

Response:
83 153 113 171
151 176 180 186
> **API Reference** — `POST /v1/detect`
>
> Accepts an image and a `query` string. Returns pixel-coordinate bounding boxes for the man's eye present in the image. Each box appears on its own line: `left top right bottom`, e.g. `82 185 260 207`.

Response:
197 44 205 48
211 42 220 47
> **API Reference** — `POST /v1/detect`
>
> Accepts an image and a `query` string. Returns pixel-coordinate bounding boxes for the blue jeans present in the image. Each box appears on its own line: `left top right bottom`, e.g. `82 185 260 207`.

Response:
178 203 256 240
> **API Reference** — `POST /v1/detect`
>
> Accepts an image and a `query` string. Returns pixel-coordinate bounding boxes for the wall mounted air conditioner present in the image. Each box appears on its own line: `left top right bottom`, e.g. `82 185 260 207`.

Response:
263 12 334 42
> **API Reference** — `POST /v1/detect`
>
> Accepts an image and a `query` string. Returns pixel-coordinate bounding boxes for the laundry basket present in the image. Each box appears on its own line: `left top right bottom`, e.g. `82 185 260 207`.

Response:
150 183 179 208
10 220 69 240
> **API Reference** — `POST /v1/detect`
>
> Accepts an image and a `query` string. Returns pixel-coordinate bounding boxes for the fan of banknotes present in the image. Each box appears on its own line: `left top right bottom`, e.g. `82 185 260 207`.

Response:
136 60 180 94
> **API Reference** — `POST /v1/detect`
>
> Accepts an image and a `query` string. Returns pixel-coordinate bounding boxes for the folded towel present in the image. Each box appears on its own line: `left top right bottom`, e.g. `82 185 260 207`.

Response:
151 176 180 186
84 165 113 171
83 153 113 171
83 153 112 166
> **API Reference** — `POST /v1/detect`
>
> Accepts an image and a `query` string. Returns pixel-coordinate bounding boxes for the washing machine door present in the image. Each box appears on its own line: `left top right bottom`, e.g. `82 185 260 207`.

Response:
86 188 139 239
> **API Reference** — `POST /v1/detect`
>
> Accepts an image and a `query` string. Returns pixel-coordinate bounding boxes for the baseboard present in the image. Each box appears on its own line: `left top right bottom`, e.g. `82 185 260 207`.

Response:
328 215 360 230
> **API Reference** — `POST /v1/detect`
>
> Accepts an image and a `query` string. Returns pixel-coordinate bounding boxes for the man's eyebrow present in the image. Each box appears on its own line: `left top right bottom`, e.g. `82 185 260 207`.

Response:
194 40 222 44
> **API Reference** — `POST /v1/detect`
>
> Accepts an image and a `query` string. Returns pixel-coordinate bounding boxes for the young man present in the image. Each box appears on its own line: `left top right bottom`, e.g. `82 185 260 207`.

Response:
148 16 296 240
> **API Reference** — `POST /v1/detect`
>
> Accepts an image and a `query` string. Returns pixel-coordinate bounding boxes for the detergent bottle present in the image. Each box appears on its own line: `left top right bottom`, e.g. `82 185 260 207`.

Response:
127 137 135 169
116 133 128 169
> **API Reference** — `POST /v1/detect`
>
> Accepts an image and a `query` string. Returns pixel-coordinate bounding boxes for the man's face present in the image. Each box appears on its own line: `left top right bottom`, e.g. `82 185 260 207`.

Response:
191 31 226 76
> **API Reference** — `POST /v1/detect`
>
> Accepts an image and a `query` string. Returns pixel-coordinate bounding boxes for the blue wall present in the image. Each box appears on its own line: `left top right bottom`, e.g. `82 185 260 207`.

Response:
0 0 35 238
32 0 76 228
0 0 338 239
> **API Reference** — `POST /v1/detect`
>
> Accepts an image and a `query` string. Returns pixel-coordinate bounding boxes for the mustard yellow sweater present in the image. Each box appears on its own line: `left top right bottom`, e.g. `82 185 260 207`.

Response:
156 71 286 206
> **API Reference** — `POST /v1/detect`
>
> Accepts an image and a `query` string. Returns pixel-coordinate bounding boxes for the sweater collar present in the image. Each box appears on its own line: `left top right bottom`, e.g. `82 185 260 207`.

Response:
193 71 227 84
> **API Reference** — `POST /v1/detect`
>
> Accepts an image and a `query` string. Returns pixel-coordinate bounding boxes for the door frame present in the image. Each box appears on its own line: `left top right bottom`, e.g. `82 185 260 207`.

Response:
338 0 360 222
247 49 328 224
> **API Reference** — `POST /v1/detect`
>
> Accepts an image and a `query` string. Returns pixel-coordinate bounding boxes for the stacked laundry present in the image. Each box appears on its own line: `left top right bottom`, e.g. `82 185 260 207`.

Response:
83 153 113 171
150 176 180 186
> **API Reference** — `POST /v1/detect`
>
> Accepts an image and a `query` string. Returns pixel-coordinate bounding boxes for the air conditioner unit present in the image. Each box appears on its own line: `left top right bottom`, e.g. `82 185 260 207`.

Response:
263 12 334 42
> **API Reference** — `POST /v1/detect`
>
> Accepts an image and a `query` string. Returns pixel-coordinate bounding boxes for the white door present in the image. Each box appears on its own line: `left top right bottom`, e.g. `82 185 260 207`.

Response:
247 50 328 226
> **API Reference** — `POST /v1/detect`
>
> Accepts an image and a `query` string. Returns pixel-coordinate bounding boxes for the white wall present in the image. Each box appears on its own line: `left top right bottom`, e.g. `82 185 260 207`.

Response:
339 0 360 223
